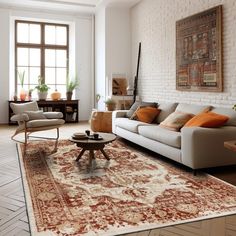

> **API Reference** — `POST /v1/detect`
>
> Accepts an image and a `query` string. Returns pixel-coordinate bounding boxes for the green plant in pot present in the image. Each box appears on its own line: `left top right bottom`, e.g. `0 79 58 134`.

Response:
35 76 50 100
66 74 79 100
104 97 116 111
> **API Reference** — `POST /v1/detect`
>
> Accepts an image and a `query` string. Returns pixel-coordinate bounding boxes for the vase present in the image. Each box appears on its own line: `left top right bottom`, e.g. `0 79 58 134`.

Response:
66 92 73 100
38 91 48 100
51 90 61 100
20 89 27 101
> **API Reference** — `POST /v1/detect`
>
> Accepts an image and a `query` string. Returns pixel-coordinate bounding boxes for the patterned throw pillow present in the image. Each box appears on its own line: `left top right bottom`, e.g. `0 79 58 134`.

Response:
184 111 229 128
126 101 158 118
160 111 194 131
130 106 161 123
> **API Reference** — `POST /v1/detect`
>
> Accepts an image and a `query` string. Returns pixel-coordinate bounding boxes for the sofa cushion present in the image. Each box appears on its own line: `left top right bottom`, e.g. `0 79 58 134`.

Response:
184 111 229 128
131 106 161 123
156 102 178 123
138 125 181 148
160 111 194 131
175 103 211 115
211 107 236 126
115 118 152 133
126 101 157 118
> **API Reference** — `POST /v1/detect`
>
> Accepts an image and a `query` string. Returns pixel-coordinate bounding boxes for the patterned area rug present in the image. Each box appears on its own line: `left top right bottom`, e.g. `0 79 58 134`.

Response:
18 140 236 236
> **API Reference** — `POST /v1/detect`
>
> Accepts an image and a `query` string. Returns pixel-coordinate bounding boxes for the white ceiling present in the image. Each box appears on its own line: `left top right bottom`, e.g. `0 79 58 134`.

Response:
0 0 141 13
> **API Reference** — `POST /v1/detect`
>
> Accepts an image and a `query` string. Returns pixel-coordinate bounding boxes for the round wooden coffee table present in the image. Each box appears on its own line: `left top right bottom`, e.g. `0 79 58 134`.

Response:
69 133 116 165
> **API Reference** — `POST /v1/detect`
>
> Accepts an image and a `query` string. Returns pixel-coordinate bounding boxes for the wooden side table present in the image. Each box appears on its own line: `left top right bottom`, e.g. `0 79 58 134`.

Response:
224 140 236 152
90 110 112 133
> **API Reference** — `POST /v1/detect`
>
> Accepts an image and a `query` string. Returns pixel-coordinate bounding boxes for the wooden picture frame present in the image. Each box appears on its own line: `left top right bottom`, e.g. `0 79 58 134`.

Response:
176 5 222 92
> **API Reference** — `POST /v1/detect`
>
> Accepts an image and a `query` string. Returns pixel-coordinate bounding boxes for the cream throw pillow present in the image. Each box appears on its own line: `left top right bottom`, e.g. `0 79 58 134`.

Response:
160 111 194 131
23 111 46 120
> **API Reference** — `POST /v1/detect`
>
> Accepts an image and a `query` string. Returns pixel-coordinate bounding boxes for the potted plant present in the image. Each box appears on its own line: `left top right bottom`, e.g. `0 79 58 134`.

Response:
66 74 79 100
104 97 116 111
17 70 27 101
35 76 50 100
28 88 34 101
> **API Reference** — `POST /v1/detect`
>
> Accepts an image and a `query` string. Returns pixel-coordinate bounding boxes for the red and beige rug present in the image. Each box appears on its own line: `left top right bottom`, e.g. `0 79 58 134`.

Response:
18 140 236 236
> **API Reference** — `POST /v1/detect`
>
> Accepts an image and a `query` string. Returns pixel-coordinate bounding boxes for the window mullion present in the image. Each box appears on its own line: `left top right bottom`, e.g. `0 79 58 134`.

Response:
41 23 45 83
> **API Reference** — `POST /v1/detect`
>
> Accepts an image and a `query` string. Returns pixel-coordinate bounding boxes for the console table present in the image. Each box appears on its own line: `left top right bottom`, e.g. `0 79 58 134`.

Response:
8 100 79 125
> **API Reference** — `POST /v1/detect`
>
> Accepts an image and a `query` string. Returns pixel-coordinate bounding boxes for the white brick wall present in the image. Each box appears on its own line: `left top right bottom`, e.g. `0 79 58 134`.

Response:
131 0 236 108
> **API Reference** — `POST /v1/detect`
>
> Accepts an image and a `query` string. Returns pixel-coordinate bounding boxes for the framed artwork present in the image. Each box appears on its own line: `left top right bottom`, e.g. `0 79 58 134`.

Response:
176 5 222 92
112 77 127 95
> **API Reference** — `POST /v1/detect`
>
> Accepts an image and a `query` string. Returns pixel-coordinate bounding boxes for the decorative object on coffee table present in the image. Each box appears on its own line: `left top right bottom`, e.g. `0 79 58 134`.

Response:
70 132 116 166
176 5 222 92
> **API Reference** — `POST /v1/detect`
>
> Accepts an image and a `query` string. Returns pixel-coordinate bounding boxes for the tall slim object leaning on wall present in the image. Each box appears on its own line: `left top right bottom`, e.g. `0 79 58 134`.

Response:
133 42 141 104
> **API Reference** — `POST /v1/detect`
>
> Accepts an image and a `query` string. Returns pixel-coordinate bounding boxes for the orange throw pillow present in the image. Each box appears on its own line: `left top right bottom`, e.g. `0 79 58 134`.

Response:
184 111 229 128
131 106 161 123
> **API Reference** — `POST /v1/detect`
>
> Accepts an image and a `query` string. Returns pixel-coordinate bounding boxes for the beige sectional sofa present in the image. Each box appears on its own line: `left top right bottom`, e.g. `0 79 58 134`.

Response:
112 102 236 170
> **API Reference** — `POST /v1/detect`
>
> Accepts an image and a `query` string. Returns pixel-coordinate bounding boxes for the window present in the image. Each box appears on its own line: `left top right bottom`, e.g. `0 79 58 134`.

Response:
15 20 69 97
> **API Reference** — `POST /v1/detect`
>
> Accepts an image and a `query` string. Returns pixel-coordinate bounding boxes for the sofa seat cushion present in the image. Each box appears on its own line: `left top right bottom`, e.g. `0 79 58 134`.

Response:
26 119 65 128
115 118 153 133
138 125 181 148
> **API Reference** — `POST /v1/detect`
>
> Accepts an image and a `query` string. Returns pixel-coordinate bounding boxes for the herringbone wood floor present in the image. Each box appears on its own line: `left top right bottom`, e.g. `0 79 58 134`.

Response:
0 123 235 236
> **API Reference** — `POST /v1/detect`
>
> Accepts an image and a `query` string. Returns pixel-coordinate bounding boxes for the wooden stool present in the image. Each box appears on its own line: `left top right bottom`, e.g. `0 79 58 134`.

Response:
90 111 112 133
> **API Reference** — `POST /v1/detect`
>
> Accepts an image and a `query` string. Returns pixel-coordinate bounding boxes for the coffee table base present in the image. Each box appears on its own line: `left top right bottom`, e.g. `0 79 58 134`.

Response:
75 144 110 163
69 133 116 167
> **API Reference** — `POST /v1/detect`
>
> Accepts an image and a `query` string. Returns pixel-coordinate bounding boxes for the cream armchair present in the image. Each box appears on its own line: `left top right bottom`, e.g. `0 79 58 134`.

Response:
10 101 65 154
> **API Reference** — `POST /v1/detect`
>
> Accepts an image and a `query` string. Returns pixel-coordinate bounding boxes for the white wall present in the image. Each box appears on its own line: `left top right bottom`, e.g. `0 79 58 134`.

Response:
0 9 10 124
95 6 132 110
0 7 93 123
95 6 106 110
106 7 131 93
131 0 236 107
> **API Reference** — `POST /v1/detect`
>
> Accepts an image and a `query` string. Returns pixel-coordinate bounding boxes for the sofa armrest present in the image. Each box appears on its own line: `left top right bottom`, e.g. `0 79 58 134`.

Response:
181 126 236 169
11 114 29 122
112 110 128 118
43 112 63 119
112 110 128 133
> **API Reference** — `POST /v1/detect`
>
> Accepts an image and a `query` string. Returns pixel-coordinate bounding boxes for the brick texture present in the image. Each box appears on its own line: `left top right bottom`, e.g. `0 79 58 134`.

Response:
131 0 236 107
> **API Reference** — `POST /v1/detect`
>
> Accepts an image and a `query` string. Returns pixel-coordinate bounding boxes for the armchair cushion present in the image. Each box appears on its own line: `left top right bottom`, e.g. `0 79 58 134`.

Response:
10 101 39 114
26 119 65 128
24 111 46 120
43 112 63 119
11 113 29 122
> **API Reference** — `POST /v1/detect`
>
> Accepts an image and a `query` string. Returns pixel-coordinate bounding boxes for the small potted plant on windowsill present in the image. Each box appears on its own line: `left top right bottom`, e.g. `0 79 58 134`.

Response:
66 74 79 100
35 76 50 100
104 97 116 111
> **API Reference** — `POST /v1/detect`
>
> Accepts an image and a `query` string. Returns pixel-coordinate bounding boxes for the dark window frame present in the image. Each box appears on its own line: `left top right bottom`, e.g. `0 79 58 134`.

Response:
15 20 69 93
